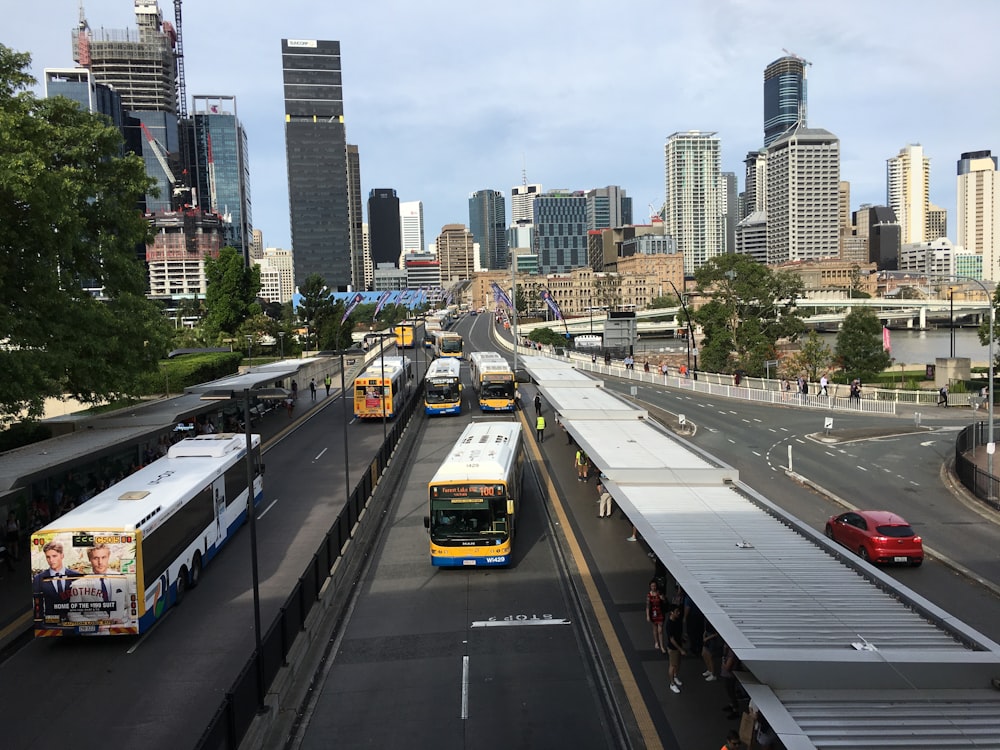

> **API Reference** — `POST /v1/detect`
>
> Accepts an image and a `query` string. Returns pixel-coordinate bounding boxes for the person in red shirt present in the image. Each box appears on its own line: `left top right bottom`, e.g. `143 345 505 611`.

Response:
646 579 666 653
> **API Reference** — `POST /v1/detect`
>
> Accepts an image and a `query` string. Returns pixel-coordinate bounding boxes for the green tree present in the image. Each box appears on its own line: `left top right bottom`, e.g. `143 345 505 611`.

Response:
783 330 833 381
647 294 677 309
203 246 260 337
528 327 569 347
977 286 1000 370
0 46 169 420
691 254 806 376
297 274 334 350
835 306 891 381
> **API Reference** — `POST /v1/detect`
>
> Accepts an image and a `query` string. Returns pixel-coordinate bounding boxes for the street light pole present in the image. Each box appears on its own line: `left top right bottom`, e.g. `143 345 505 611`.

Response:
379 335 387 442
667 280 694 374
511 251 518 376
278 331 285 359
246 335 253 371
242 388 266 714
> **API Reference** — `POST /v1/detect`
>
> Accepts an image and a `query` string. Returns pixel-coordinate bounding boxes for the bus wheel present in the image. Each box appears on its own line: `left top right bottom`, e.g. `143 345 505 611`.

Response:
176 566 188 604
190 552 203 588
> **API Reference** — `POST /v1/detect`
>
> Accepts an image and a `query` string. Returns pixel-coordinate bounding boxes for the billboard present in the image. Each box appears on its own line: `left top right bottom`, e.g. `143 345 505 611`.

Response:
31 529 140 636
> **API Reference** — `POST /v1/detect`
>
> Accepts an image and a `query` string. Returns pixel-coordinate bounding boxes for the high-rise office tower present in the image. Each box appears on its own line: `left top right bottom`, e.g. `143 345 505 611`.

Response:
469 190 508 270
585 186 632 230
400 201 425 255
861 206 899 270
957 150 1000 281
282 39 351 290
346 144 364 290
887 144 930 245
664 131 725 275
251 229 264 260
511 183 542 224
763 55 808 147
190 95 251 262
765 126 840 265
368 189 402 267
741 150 767 221
927 204 947 242
43 68 126 133
533 190 588 273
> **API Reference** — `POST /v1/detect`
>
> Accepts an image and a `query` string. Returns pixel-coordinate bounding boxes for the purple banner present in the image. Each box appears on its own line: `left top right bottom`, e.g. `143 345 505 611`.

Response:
540 289 563 320
341 292 365 324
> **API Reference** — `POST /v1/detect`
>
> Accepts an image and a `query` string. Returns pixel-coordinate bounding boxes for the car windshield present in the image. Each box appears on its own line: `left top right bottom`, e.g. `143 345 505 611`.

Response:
875 524 914 537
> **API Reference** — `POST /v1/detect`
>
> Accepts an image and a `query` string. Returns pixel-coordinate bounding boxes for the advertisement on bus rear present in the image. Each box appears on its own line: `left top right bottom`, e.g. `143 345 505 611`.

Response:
30 529 139 636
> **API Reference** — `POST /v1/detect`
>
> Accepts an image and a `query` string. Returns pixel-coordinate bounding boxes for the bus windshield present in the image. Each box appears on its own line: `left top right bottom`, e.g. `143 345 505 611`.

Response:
426 380 460 403
441 338 462 353
429 483 509 540
482 379 514 399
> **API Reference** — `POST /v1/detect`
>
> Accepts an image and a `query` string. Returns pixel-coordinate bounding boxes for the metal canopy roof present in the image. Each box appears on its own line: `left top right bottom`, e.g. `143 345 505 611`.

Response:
520 356 1000 749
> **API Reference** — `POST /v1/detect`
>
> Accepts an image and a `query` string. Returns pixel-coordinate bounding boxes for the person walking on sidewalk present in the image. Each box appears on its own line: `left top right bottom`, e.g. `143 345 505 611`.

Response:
938 384 949 407
535 414 546 442
533 392 542 416
309 378 317 401
324 374 332 397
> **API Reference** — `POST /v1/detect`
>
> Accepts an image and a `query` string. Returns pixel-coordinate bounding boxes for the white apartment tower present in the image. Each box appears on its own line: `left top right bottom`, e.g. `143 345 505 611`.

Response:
765 126 841 264
253 248 296 304
664 131 724 275
887 144 930 245
957 150 1000 282
399 200 425 255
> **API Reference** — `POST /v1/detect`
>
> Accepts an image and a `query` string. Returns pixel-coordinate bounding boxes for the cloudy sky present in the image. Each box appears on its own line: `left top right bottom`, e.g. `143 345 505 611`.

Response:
6 0 999 252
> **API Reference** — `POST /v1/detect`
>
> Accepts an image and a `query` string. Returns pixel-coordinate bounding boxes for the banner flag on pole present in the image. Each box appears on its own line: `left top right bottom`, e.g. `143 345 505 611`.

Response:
540 289 564 321
490 282 513 309
341 292 365 324
882 326 891 352
373 290 392 318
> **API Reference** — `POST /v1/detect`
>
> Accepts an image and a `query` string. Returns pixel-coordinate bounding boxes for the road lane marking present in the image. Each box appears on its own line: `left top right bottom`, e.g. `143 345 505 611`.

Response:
471 618 571 628
857 466 868 471
258 499 278 519
313 447 328 461
461 655 469 719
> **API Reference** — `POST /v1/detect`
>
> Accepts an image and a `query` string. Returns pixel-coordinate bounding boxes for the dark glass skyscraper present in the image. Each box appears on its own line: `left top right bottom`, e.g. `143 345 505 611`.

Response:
764 56 807 147
282 39 351 290
468 189 508 270
368 189 402 267
191 96 251 262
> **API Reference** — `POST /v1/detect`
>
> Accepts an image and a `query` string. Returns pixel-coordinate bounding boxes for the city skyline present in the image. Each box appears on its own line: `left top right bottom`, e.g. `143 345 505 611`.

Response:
8 0 1000 263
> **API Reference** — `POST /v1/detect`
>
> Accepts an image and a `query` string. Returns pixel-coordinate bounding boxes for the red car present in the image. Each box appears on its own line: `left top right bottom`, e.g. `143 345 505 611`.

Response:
824 510 923 566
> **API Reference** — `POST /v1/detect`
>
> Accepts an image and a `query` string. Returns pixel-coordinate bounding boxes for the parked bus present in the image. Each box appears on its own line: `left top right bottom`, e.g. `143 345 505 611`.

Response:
29 433 262 637
431 329 464 359
393 319 424 349
424 357 463 416
469 351 515 411
423 421 524 567
353 356 414 419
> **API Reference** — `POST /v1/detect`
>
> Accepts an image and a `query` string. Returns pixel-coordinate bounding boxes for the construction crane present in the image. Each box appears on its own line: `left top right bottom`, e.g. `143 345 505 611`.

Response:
781 48 812 66
139 121 188 207
174 0 188 118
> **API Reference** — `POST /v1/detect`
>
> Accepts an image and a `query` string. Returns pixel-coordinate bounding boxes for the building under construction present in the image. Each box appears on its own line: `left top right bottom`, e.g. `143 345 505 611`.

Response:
72 1 178 114
146 209 225 300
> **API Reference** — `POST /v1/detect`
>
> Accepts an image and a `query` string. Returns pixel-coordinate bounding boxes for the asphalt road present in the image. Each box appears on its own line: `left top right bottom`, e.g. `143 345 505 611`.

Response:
604 378 1000 646
0 378 396 749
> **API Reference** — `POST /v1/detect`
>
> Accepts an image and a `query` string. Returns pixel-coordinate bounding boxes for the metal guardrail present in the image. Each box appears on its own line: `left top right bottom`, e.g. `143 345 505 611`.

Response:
954 421 1000 512
195 389 420 750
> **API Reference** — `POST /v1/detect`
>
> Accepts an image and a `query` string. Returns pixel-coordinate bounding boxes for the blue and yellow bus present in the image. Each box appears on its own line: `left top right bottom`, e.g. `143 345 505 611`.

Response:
423 421 524 567
30 433 262 637
469 351 515 411
431 329 463 359
424 357 463 416
393 320 424 349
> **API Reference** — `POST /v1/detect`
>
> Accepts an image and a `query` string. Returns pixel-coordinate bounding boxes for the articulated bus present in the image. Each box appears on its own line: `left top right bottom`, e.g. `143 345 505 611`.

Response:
469 351 515 411
424 357 463 416
393 319 424 349
424 421 524 567
353 356 414 419
30 433 262 637
431 329 464 359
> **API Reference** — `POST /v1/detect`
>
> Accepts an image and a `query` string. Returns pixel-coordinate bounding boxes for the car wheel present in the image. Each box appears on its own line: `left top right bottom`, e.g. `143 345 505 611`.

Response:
190 552 202 588
858 546 870 562
824 525 834 539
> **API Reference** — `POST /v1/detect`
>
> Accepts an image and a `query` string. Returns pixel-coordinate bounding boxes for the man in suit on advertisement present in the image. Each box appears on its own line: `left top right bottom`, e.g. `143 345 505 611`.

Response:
32 540 84 616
